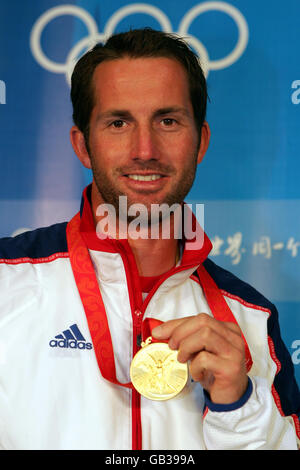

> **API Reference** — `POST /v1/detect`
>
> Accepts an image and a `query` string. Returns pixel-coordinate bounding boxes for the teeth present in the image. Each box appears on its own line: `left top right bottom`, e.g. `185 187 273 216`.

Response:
127 174 162 181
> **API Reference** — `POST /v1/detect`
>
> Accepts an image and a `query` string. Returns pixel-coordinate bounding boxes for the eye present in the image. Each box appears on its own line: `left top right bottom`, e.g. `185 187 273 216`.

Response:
161 118 177 127
111 119 126 128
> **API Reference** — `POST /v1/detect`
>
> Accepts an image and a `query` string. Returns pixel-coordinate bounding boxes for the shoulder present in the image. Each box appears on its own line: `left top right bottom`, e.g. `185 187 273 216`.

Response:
0 222 68 263
203 257 275 314
202 257 280 343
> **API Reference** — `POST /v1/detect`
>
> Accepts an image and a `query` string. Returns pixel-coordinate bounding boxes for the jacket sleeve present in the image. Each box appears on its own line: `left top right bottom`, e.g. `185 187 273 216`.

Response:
202 306 300 450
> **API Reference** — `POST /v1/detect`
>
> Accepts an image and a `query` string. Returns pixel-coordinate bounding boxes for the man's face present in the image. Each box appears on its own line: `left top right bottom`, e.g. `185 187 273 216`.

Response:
83 57 207 217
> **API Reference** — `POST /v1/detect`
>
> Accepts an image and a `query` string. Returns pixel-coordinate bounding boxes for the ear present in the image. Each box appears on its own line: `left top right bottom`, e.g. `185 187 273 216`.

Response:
70 126 92 169
197 121 211 164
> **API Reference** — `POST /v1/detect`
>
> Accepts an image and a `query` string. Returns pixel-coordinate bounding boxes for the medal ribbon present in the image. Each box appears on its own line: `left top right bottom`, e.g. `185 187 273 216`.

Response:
66 212 252 390
141 318 165 343
196 264 253 372
67 212 132 389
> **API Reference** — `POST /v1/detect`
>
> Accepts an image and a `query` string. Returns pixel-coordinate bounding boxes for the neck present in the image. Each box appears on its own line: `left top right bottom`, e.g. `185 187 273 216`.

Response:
128 237 179 277
90 184 180 277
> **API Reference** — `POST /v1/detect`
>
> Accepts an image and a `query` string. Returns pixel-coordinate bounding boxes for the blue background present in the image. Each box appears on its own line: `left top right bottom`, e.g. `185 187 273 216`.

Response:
0 0 299 386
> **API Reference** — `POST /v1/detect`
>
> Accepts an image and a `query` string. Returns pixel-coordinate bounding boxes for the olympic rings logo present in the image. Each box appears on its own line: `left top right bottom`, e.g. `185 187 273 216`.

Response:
30 1 249 84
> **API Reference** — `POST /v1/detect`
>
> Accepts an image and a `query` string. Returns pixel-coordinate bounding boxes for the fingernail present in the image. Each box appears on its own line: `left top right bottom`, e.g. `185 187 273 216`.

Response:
152 325 163 337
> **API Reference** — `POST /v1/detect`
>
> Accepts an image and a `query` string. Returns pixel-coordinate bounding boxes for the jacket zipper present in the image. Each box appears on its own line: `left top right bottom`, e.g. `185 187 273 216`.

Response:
119 244 200 450
133 308 143 350
132 308 143 450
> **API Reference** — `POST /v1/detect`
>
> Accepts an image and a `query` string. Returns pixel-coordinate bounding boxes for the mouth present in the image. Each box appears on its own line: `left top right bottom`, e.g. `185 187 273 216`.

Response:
126 174 163 181
120 172 168 193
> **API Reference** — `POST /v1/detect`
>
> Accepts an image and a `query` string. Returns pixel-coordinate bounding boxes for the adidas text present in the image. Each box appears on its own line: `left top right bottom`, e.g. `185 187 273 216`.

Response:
49 339 92 350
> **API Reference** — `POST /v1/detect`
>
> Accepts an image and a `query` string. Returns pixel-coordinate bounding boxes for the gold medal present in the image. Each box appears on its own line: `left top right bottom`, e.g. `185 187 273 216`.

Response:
130 337 188 401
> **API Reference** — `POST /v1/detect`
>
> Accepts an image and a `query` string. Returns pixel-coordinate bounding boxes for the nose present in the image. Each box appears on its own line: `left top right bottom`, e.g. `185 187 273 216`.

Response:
130 124 159 161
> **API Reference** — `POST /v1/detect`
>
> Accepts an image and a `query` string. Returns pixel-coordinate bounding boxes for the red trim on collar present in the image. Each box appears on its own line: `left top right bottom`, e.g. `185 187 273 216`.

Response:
79 186 123 253
78 185 212 268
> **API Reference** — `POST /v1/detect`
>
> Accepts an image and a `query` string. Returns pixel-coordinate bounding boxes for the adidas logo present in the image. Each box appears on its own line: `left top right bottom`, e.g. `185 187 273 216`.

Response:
49 324 93 350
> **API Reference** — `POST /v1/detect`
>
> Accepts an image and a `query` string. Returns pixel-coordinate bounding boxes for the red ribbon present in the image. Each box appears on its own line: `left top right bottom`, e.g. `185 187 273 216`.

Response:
196 264 253 372
67 213 133 388
142 318 166 344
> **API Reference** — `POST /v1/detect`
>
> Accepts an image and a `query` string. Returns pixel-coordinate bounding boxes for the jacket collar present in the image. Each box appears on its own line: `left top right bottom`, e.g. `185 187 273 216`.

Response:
79 184 212 269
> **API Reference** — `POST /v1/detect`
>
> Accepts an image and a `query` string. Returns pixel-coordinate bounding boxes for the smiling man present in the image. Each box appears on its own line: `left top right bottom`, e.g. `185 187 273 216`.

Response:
0 28 299 450
71 57 206 210
70 53 210 276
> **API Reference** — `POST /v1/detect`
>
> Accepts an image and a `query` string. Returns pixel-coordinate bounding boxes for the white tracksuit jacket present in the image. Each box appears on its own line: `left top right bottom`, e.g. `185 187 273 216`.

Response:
0 186 299 450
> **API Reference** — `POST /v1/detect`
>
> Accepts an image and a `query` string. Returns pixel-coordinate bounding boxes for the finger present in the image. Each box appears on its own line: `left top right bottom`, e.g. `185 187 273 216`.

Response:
189 350 246 383
152 313 219 342
189 350 248 402
151 316 194 340
176 326 245 364
189 350 220 383
168 314 244 352
222 321 244 337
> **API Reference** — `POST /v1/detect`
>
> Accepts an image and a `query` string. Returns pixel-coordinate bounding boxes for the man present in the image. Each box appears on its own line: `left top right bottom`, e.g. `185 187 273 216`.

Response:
0 28 299 450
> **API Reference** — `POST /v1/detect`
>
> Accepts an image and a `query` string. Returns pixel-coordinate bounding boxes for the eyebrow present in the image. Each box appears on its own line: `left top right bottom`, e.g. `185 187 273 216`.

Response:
153 107 191 118
97 106 191 121
97 110 132 121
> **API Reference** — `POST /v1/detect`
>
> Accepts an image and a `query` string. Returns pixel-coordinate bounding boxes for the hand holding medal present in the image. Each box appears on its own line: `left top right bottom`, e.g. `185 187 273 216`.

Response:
151 313 249 405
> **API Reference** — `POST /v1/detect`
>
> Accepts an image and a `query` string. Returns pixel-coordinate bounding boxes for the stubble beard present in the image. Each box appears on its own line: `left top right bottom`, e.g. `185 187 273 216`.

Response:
89 153 198 229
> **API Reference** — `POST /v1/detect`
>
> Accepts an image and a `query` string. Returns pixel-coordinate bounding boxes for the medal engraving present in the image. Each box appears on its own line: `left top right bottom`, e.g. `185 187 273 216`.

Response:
130 337 188 400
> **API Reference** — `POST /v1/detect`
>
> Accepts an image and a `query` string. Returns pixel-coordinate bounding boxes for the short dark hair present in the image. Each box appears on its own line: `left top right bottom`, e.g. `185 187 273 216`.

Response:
71 28 207 143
